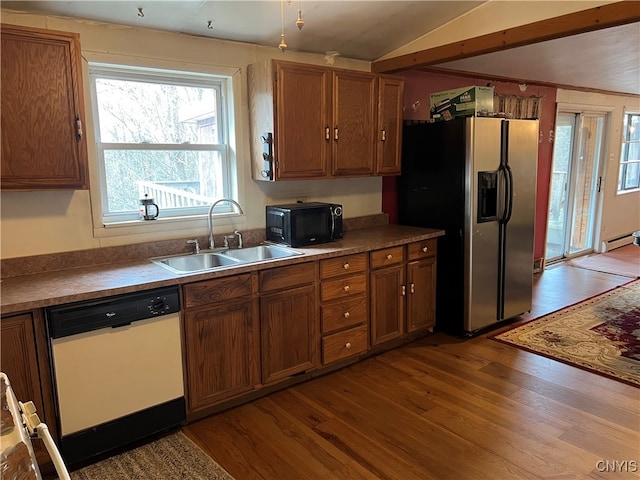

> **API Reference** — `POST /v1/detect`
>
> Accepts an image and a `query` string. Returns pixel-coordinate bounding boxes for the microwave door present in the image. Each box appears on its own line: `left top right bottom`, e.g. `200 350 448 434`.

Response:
267 210 288 243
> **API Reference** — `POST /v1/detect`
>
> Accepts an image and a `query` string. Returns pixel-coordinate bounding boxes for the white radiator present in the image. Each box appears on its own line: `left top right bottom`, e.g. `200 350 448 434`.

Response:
602 232 635 252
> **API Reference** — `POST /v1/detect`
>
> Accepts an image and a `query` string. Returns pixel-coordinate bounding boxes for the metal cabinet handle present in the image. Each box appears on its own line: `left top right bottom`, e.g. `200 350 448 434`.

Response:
401 285 406 296
325 126 330 141
75 115 83 141
386 254 393 260
334 126 339 141
344 312 350 318
345 342 352 349
343 263 350 270
381 128 386 142
410 283 415 294
422 246 429 253
343 285 350 292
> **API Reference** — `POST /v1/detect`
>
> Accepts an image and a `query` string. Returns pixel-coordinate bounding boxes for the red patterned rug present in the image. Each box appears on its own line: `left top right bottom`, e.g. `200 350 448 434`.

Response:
491 280 640 387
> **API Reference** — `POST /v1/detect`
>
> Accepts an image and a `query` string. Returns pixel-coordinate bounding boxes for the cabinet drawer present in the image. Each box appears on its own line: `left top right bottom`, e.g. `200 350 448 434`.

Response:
184 273 253 308
320 253 367 279
321 296 367 333
322 325 368 365
259 262 316 292
320 273 367 302
370 246 405 270
408 239 437 260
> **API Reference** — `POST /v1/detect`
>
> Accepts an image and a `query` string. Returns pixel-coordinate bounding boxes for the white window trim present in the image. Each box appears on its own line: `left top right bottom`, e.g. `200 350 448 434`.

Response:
81 51 247 240
618 110 640 194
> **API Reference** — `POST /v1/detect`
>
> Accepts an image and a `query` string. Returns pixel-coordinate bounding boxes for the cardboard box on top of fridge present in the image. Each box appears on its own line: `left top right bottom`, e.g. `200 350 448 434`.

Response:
429 86 494 121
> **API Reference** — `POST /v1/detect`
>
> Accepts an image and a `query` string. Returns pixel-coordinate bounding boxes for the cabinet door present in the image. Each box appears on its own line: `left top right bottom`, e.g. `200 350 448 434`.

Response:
260 285 316 384
1 313 50 463
1 24 88 190
331 70 377 176
407 258 437 333
375 76 404 175
370 264 405 346
184 299 259 411
274 62 331 179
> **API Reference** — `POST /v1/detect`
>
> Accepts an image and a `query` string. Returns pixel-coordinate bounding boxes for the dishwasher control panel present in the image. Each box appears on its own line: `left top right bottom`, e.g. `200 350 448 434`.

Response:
46 286 180 339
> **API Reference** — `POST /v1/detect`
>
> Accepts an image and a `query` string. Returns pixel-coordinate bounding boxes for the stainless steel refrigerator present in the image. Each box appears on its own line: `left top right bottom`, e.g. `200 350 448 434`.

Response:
398 116 538 335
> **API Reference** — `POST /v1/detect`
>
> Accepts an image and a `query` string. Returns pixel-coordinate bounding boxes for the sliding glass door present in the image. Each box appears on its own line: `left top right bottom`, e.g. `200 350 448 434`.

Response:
546 112 605 262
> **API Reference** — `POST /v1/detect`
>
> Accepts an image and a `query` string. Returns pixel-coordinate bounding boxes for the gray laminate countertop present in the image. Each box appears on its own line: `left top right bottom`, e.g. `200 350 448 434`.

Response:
1 225 445 314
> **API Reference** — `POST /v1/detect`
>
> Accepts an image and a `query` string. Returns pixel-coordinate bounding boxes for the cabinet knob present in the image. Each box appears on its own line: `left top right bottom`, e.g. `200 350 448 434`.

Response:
381 128 387 142
345 342 352 349
401 285 406 296
422 246 429 253
344 312 350 318
410 283 415 294
343 285 350 292
386 254 393 260
343 263 350 270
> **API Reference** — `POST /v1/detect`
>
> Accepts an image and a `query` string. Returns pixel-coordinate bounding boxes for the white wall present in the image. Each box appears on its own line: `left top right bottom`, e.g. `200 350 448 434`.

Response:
555 89 640 250
0 10 382 259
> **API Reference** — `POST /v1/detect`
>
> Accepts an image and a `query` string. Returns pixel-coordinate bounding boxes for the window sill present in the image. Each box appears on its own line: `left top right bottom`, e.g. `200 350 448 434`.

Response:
94 213 246 239
616 187 640 195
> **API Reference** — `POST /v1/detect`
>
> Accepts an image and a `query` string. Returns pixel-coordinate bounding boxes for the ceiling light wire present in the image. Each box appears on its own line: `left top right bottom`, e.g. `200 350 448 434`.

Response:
296 0 304 30
279 0 287 52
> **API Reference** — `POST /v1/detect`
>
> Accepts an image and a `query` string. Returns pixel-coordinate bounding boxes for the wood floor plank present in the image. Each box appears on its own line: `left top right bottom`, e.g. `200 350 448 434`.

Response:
293 378 468 479
478 361 639 427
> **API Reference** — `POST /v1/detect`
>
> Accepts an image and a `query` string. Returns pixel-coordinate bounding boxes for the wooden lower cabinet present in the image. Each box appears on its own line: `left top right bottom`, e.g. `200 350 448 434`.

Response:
1 312 55 467
259 263 317 384
406 257 437 333
406 239 438 333
370 240 438 346
319 253 369 365
260 284 316 384
370 247 405 347
184 298 259 410
183 274 260 412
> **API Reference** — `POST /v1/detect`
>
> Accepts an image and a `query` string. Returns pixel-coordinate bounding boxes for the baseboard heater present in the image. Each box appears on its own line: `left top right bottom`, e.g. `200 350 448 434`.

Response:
602 232 635 252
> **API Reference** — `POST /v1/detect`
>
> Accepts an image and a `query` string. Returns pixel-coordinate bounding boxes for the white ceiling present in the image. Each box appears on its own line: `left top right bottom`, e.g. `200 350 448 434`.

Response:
2 1 639 95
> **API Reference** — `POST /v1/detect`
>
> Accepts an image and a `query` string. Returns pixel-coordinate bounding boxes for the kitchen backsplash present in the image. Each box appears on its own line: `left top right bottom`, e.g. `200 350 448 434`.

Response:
1 214 388 278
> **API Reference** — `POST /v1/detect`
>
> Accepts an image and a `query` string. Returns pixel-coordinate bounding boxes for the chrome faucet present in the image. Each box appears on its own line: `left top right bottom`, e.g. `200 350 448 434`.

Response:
208 199 244 249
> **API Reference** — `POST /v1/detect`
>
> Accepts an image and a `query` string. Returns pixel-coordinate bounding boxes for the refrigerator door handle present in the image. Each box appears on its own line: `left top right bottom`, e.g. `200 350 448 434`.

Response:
497 165 509 224
503 164 514 224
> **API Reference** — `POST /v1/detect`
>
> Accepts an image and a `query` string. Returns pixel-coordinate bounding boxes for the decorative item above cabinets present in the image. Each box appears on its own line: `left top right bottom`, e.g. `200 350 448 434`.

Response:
1 24 89 190
247 60 403 182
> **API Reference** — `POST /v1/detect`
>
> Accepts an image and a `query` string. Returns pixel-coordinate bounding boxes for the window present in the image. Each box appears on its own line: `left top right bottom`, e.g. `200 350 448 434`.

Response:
618 112 640 192
90 64 236 224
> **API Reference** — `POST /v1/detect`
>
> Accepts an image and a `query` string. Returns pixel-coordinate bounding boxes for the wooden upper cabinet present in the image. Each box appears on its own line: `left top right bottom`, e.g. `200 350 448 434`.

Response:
1 24 89 190
247 59 403 181
375 76 404 175
274 62 331 180
331 70 377 176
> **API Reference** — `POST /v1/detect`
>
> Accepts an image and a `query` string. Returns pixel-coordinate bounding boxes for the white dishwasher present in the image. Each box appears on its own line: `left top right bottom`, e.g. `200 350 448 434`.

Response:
45 286 185 466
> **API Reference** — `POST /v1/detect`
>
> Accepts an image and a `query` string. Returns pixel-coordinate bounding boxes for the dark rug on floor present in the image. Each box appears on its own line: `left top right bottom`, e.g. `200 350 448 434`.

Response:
491 280 640 387
65 431 234 480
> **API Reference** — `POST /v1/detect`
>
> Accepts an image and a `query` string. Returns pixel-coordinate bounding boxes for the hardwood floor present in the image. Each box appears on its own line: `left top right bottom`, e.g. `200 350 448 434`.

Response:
184 264 639 480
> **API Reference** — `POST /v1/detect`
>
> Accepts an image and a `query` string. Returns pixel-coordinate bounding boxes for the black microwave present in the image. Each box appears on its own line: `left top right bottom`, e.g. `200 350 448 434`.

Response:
266 202 343 247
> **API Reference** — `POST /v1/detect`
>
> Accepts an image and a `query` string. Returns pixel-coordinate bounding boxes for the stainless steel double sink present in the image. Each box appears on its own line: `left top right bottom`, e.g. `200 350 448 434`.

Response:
151 244 302 274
